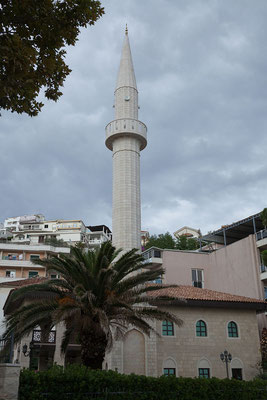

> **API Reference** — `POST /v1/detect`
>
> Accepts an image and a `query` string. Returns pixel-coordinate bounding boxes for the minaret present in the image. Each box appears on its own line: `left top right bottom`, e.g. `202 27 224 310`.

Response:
105 27 147 251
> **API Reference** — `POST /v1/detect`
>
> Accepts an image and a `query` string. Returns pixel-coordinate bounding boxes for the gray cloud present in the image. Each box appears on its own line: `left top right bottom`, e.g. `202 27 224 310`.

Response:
1 0 267 236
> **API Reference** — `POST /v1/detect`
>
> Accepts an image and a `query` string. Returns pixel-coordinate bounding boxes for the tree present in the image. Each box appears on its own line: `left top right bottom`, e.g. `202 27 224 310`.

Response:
145 232 176 250
2 242 182 369
261 208 267 228
0 0 104 116
176 235 200 251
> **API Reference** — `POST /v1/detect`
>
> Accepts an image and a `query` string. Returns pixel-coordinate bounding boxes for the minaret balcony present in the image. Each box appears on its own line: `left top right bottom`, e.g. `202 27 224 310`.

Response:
105 118 147 151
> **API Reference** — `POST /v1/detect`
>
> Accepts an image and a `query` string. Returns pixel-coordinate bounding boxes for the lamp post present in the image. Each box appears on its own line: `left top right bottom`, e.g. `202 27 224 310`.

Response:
22 341 34 357
220 350 232 379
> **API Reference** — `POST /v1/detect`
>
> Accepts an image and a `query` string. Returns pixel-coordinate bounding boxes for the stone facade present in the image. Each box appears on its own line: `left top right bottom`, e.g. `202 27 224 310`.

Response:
105 305 261 380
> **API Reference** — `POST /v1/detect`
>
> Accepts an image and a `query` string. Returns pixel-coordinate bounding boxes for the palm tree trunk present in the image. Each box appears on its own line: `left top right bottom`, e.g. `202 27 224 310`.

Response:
80 330 108 369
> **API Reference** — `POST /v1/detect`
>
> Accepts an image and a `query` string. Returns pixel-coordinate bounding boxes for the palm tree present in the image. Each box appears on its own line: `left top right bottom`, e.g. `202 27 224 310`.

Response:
2 242 182 369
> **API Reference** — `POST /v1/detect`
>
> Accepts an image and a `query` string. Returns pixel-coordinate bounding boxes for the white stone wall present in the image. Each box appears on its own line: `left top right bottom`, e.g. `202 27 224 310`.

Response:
112 136 141 251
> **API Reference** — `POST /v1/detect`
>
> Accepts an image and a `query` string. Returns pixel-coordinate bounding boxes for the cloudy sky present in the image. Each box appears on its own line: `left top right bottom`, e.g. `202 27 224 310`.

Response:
1 0 267 236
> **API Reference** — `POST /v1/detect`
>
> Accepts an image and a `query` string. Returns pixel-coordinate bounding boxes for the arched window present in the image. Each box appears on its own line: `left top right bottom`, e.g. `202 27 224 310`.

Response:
228 321 238 337
163 358 177 376
196 320 207 337
162 321 174 336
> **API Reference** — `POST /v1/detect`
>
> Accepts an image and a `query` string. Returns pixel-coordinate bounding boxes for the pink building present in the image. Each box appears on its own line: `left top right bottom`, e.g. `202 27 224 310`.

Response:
143 212 267 332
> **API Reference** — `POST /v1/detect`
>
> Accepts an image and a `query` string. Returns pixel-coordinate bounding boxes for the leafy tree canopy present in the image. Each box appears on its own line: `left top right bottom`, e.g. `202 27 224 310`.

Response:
176 235 199 251
0 0 104 116
145 232 176 250
145 232 200 251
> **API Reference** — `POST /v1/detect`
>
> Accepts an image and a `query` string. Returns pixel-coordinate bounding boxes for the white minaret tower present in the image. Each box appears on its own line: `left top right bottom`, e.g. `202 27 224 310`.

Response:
105 26 147 251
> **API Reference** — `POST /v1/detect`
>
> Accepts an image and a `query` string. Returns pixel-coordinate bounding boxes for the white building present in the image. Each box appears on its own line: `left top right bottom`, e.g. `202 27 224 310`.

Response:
2 215 112 249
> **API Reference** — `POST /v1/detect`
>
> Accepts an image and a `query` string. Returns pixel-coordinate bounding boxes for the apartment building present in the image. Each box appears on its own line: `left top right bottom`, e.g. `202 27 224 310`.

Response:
2 215 112 249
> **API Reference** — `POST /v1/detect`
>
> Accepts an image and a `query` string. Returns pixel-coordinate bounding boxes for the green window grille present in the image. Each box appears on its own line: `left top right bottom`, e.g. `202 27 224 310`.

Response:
28 271 38 278
196 320 207 337
162 321 174 336
199 368 210 378
163 368 176 376
228 321 238 337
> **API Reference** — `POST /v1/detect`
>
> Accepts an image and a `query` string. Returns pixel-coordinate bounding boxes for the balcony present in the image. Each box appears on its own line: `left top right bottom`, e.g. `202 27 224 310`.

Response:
256 229 267 249
32 330 56 344
105 118 147 151
0 259 45 268
142 248 163 268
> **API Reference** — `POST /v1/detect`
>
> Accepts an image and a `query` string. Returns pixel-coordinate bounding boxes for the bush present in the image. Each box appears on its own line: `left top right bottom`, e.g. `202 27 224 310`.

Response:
19 365 267 400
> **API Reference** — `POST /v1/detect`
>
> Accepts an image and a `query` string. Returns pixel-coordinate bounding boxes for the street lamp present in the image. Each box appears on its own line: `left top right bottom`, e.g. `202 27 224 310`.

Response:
22 341 34 357
220 350 232 379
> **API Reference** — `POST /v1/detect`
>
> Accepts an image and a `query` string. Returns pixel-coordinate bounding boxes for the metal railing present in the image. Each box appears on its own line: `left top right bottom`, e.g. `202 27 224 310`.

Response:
256 229 267 241
0 336 13 363
32 330 56 344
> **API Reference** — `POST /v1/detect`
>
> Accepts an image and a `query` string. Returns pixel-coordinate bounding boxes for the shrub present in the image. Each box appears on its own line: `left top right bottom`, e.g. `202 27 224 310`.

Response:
19 365 267 400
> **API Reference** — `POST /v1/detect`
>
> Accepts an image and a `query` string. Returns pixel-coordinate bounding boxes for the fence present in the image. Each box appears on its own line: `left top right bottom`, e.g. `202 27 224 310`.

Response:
0 335 14 363
37 387 267 400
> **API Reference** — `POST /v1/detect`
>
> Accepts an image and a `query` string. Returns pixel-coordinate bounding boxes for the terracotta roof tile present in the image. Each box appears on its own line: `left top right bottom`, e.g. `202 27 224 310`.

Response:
147 285 265 304
0 277 47 288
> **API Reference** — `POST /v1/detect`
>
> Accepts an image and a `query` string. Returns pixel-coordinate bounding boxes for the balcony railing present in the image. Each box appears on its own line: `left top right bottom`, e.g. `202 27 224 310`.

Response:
256 229 267 241
32 330 56 344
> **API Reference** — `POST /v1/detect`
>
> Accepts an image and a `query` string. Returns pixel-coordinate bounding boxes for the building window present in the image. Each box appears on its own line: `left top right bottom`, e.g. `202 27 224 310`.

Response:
29 271 38 278
163 368 176 376
232 368 242 380
228 321 238 337
6 271 16 278
44 224 48 228
264 287 267 300
162 321 174 336
199 368 210 378
30 255 40 261
192 269 204 288
196 320 207 337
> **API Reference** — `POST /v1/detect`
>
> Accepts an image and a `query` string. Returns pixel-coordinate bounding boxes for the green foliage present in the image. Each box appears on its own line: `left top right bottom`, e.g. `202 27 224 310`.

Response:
0 0 104 116
145 232 176 250
261 208 267 228
19 365 267 400
261 250 267 266
176 235 200 250
145 232 200 251
3 242 181 368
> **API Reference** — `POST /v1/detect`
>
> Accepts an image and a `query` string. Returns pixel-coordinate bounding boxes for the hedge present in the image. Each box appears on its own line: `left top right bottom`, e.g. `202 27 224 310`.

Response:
19 365 267 400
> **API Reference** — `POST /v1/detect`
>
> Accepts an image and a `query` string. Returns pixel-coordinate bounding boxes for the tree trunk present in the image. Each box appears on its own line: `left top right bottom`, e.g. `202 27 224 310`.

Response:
80 330 108 369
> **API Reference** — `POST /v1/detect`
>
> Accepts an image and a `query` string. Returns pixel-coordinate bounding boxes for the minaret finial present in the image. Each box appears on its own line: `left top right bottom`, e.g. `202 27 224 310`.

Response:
125 24 128 35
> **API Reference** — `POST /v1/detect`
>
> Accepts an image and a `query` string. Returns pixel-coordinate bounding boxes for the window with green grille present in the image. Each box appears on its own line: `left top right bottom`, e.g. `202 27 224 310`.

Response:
228 321 238 337
199 368 210 378
163 368 176 376
196 320 207 337
162 321 174 336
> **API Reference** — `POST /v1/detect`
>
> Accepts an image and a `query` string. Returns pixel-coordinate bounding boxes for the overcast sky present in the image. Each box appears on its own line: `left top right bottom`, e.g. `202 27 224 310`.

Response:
1 0 267 236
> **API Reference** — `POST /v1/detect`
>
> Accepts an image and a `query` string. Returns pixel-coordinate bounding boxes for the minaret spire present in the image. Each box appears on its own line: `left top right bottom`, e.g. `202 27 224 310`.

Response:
105 30 147 252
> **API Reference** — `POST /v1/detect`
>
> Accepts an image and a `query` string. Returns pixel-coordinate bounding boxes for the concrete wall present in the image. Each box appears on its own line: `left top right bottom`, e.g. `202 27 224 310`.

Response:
163 234 263 300
0 364 20 400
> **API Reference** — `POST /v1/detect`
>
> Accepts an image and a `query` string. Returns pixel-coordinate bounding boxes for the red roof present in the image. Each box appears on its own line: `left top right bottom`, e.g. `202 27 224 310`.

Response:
0 277 47 288
147 285 265 304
